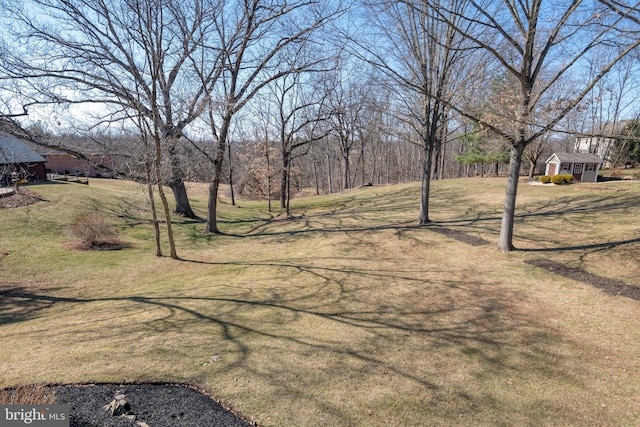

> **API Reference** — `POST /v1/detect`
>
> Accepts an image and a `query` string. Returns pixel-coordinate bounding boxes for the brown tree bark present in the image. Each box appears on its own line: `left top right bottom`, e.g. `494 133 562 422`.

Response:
497 142 525 252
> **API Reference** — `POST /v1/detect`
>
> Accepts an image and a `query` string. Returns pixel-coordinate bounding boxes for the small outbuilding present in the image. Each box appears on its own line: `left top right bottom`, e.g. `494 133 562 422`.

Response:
0 132 47 185
545 152 603 183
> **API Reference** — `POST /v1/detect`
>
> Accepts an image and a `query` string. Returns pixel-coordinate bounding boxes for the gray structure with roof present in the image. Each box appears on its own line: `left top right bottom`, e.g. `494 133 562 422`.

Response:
0 132 47 184
545 152 603 183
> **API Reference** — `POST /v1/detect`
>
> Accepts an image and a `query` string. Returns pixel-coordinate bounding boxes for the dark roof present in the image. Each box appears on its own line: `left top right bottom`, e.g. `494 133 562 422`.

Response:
546 152 603 164
0 132 47 165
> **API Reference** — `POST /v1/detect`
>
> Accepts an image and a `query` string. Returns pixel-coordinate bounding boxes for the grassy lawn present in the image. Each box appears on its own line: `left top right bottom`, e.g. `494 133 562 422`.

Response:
1 177 639 425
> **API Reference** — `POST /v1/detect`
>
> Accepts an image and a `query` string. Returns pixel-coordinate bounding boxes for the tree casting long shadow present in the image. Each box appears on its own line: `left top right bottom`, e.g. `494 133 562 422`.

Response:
0 261 573 407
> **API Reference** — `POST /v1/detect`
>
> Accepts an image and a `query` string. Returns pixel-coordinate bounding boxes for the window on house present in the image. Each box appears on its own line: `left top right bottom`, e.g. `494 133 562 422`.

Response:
560 163 571 172
574 164 583 174
587 164 595 171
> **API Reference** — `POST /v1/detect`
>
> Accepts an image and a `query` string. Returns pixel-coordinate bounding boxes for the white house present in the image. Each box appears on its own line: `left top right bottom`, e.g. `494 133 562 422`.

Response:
574 135 613 162
574 119 637 167
545 152 603 183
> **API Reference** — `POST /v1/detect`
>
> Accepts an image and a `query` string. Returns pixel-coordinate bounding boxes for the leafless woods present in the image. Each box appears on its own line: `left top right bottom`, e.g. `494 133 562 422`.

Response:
2 0 640 254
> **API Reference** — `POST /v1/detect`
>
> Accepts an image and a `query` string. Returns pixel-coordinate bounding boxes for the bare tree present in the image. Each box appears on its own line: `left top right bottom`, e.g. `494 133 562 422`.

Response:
259 49 332 212
323 71 371 191
570 51 640 170
354 0 475 223
523 136 550 178
200 0 343 233
425 0 640 251
0 0 222 219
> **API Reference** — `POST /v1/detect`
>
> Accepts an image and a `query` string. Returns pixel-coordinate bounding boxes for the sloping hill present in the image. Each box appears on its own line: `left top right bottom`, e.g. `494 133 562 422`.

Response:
1 178 639 426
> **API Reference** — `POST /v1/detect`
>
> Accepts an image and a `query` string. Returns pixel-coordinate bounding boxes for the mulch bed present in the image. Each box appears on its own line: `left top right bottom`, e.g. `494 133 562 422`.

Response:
51 383 255 427
526 259 640 300
430 226 491 246
0 188 44 209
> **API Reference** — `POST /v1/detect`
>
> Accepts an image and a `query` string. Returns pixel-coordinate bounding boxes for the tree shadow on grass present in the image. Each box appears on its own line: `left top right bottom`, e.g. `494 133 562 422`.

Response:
519 237 640 253
178 188 638 256
431 191 639 252
431 192 635 226
526 259 640 298
0 284 64 326
0 258 579 424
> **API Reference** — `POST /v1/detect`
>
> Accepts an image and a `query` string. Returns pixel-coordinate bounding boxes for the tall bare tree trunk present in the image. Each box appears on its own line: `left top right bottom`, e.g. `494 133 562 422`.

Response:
228 143 236 206
343 150 351 190
528 160 536 178
166 144 196 219
157 182 178 259
497 142 525 252
145 164 162 257
280 151 290 209
168 179 195 218
314 161 320 195
418 139 435 224
154 137 178 259
207 180 221 234
360 143 366 186
326 153 333 193
207 114 231 234
286 160 292 216
148 183 162 257
266 140 272 213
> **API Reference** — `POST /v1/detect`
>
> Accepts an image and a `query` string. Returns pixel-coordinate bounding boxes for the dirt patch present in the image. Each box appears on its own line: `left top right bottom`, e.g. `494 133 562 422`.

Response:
431 226 491 246
526 259 640 300
0 188 44 209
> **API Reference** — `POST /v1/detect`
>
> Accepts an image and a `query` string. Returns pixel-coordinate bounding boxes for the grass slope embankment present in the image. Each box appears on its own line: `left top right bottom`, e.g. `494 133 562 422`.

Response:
1 177 639 426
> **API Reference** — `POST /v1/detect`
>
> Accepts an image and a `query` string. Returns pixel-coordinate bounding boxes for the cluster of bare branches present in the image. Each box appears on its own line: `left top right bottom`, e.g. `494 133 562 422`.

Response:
2 0 640 255
358 0 640 251
0 0 344 257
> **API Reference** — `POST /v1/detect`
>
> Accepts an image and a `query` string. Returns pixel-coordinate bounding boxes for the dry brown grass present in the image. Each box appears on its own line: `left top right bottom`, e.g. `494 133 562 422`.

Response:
0 384 57 404
0 178 639 426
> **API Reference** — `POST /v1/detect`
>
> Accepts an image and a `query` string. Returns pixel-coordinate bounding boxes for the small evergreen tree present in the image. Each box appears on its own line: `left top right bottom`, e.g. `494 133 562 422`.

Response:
455 123 509 176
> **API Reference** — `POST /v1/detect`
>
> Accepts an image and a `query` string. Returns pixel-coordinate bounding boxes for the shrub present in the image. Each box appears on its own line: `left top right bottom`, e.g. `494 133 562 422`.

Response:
563 174 574 183
67 213 120 250
551 174 566 184
539 175 551 184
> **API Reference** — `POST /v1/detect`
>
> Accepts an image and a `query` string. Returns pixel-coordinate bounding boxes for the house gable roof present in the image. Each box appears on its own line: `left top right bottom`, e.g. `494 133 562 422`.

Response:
0 132 47 165
546 152 603 164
